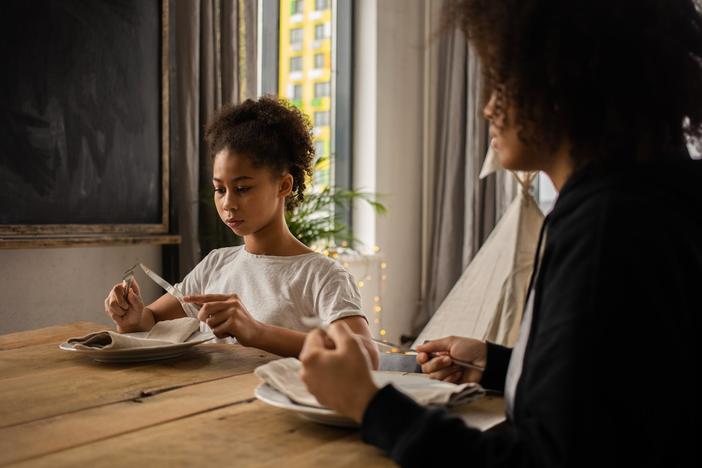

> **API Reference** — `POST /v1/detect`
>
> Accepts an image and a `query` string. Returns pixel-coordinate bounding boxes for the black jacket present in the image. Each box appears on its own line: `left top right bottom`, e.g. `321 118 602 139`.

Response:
361 155 702 467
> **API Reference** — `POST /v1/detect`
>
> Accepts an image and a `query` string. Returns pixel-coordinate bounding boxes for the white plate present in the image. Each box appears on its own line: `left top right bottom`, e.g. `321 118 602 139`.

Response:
58 331 215 363
254 383 359 428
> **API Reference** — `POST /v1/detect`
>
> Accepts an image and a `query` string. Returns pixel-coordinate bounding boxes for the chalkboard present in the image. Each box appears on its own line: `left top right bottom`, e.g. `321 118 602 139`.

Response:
0 0 169 235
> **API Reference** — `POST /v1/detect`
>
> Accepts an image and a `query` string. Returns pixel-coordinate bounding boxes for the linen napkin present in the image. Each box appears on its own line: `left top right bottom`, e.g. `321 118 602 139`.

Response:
68 317 201 351
254 357 484 409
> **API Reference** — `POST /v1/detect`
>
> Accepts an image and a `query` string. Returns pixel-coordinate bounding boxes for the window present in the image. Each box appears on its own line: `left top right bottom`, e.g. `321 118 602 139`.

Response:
291 0 303 15
291 84 303 101
314 24 327 41
289 56 303 72
314 111 330 127
314 53 325 69
290 28 303 45
315 0 329 11
314 81 330 98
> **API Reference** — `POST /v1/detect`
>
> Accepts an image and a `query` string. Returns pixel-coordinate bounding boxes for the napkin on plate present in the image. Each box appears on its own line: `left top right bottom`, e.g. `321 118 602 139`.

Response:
67 317 201 351
254 357 484 409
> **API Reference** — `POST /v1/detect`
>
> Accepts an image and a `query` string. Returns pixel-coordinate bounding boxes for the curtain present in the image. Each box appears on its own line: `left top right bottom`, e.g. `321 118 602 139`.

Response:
413 4 516 336
171 0 257 279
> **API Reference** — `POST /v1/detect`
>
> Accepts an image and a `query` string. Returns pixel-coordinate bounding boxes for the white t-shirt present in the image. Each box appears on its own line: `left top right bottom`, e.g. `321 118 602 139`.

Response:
174 246 366 342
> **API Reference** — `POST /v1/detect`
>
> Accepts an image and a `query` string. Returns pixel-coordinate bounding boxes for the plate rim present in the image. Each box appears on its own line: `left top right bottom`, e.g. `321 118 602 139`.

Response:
254 382 345 417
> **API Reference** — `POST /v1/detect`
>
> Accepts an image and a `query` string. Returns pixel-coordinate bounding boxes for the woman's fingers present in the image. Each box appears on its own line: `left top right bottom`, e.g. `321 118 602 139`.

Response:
444 369 464 384
420 354 453 374
429 364 461 381
415 336 454 354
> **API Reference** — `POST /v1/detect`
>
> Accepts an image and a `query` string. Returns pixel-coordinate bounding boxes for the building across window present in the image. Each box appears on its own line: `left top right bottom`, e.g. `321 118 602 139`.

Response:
314 23 327 41
266 0 350 197
292 0 303 15
314 52 325 69
314 110 330 127
290 28 303 45
314 81 330 98
291 84 303 101
289 56 303 72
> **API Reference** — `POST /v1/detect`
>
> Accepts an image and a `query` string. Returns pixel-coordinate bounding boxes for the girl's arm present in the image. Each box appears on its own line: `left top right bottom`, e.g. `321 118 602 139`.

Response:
140 293 188 329
253 315 379 369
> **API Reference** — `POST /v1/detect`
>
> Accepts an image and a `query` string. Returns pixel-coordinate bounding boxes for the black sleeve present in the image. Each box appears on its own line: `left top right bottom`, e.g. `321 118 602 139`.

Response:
361 385 526 468
480 341 512 392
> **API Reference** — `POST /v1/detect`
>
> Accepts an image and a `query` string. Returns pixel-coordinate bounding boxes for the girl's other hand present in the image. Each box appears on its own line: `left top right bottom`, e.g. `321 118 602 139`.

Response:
415 336 487 384
104 278 145 333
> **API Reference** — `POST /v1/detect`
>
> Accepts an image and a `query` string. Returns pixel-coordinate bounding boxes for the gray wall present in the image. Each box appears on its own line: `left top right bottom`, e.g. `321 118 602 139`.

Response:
0 245 163 334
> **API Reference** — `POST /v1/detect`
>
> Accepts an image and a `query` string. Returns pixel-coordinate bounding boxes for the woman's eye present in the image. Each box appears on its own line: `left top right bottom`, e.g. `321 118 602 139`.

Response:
235 187 251 193
214 187 225 195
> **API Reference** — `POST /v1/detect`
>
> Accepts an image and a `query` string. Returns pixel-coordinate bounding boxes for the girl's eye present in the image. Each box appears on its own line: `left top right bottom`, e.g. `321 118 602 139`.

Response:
214 187 225 195
236 187 251 193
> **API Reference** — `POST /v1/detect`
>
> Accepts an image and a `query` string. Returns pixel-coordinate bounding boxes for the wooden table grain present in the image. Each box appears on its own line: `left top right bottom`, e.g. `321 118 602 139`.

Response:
0 322 505 467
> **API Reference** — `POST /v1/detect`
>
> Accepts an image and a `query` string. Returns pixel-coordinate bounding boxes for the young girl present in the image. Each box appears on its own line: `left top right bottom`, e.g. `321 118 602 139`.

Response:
104 97 379 368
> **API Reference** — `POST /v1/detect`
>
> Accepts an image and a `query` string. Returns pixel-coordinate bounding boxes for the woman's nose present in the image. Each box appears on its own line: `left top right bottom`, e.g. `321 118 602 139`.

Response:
483 90 497 121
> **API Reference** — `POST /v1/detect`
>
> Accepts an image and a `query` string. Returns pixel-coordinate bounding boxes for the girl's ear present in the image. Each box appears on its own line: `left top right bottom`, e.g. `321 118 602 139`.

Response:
279 173 294 198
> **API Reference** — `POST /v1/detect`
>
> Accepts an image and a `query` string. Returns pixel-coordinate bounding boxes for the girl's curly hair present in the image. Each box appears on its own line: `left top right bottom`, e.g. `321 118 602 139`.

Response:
445 0 702 166
205 96 315 211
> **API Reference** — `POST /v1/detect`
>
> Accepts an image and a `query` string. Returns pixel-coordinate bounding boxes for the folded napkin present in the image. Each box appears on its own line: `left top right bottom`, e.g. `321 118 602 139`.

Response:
254 357 484 409
68 317 201 351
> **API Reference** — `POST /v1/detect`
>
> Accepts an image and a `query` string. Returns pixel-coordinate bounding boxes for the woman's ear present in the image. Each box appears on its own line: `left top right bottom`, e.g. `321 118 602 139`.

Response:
279 173 294 198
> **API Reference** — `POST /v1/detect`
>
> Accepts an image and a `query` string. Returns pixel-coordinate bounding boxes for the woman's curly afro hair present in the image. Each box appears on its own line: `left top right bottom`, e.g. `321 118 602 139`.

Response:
205 96 315 211
444 0 702 166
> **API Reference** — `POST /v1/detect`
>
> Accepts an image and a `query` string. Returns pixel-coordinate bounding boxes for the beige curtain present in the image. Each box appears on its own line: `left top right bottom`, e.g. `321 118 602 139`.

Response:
172 0 257 278
414 2 517 336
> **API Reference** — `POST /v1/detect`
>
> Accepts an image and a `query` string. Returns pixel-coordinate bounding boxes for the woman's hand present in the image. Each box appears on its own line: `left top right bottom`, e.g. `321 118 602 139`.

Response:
184 293 262 345
415 336 487 384
104 278 145 333
299 322 379 423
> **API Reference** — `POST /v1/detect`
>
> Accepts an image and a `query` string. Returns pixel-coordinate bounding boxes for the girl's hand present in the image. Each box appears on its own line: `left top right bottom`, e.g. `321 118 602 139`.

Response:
415 336 487 384
184 294 262 345
299 322 378 423
104 278 145 333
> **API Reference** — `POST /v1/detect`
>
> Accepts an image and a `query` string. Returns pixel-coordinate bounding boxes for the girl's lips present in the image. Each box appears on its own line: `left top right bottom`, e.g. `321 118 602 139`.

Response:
226 220 244 228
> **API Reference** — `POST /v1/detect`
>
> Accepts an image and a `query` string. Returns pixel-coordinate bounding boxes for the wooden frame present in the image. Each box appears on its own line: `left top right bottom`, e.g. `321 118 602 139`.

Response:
0 0 174 247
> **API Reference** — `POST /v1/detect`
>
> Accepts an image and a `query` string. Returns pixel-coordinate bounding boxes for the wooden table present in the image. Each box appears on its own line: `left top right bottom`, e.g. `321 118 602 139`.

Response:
0 322 506 467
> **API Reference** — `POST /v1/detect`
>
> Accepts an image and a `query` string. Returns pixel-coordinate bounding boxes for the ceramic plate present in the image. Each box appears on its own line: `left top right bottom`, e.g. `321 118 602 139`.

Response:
58 331 215 363
254 383 359 428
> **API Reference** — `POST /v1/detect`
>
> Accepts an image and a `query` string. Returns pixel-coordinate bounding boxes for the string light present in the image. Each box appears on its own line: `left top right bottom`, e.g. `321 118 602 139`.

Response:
329 243 390 346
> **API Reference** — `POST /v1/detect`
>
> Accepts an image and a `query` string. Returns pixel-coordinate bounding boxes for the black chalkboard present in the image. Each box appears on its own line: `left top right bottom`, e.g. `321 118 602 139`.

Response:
0 0 166 230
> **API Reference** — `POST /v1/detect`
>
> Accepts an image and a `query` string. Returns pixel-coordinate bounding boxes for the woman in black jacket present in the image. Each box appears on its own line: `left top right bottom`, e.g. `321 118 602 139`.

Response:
299 1 702 466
